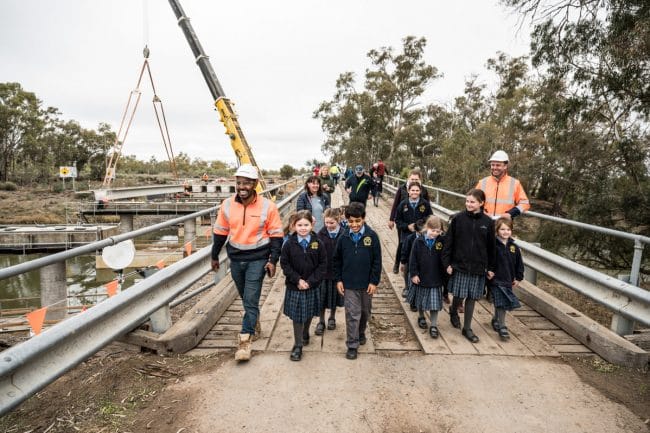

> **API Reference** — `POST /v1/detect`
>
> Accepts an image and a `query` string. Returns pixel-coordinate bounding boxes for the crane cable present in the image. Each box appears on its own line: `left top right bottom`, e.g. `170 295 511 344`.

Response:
102 2 178 187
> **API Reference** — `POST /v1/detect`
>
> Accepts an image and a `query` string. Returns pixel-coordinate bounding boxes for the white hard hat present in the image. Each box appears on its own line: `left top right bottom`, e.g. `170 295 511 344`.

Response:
234 164 259 180
488 150 509 162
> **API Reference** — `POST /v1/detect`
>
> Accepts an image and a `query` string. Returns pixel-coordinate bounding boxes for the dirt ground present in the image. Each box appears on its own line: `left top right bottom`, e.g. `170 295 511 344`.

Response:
1 339 648 433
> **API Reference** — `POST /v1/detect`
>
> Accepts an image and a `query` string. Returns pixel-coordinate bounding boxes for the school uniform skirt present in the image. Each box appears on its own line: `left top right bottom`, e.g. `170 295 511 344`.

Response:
448 271 485 300
407 285 443 311
319 279 344 311
283 287 321 323
491 284 521 310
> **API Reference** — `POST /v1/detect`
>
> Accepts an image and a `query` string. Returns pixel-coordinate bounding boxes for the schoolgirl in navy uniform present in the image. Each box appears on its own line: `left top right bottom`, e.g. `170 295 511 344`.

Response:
395 182 433 294
315 208 344 335
489 217 523 340
400 219 425 311
408 215 446 338
442 188 496 343
280 210 327 361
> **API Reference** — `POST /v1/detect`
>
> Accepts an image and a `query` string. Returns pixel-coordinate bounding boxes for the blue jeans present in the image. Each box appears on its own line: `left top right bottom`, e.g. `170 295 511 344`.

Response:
230 259 266 335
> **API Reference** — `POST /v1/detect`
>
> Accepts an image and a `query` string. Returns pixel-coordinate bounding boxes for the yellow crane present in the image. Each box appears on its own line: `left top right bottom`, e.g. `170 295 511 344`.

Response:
168 0 267 194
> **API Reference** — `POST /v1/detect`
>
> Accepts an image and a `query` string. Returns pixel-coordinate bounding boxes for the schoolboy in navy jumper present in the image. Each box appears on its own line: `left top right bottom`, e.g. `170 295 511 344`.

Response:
334 202 382 360
315 208 344 335
395 182 433 296
408 216 446 338
489 217 523 340
442 189 496 343
280 210 327 361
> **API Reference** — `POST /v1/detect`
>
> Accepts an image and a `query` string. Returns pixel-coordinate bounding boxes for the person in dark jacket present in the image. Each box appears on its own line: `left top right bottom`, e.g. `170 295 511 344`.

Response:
296 176 330 233
388 168 431 274
315 208 344 335
400 218 425 311
280 210 327 361
395 182 433 291
408 215 446 338
489 217 523 340
370 170 383 207
345 165 372 204
442 188 496 343
334 202 382 360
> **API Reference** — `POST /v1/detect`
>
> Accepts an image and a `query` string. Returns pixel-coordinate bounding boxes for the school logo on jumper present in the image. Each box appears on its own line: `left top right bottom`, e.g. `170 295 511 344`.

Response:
418 205 425 212
510 245 516 253
435 242 443 250
363 236 372 246
310 242 319 250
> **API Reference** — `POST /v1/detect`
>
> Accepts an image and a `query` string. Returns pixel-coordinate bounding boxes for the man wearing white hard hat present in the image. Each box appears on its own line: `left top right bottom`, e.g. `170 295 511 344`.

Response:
476 150 530 220
212 164 284 361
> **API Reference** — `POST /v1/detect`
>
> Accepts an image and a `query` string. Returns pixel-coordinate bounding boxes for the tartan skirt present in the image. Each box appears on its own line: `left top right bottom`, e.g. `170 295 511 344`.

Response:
319 279 344 311
448 271 485 300
406 285 443 312
283 287 321 323
491 284 521 310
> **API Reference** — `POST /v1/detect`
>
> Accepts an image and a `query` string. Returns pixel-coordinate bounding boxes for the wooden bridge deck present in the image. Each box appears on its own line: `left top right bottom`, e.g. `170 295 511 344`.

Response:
189 186 591 357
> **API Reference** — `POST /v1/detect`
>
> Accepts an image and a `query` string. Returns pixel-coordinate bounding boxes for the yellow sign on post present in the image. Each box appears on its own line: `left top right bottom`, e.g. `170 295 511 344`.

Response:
59 166 77 178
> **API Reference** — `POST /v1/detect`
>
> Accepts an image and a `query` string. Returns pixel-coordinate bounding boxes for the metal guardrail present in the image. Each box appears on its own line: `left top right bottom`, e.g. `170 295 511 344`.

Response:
0 177 303 415
383 175 650 329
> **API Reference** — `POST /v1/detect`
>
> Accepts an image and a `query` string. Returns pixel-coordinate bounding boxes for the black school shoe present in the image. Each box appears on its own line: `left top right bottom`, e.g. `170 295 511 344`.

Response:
429 326 439 339
315 322 325 336
290 346 302 361
359 334 367 345
327 318 336 330
491 317 500 332
450 311 461 329
498 326 510 340
418 317 427 329
462 328 479 343
346 348 358 360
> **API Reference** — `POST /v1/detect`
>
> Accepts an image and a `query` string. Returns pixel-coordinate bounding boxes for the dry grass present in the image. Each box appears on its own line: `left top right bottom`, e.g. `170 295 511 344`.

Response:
0 188 75 224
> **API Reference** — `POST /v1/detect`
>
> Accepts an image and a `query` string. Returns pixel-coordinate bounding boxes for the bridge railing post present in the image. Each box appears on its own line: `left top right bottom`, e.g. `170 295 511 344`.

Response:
523 242 540 285
610 274 636 336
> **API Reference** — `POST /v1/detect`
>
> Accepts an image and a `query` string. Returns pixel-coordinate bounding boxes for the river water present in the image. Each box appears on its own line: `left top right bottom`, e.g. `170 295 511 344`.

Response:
0 231 182 312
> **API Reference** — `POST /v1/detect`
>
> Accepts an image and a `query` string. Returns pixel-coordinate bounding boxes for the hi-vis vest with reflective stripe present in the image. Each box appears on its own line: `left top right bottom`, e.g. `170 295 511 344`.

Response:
213 194 284 251
476 174 530 216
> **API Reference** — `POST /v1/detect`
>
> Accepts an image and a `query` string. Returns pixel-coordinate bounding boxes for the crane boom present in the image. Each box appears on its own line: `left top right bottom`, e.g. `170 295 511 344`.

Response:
168 0 267 193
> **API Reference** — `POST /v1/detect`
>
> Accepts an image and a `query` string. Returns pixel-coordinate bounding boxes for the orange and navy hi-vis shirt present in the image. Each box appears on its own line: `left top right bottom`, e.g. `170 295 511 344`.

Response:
476 174 530 218
212 193 284 263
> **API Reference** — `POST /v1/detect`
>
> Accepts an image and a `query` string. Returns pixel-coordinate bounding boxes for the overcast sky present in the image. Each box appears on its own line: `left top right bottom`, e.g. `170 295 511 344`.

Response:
1 0 531 170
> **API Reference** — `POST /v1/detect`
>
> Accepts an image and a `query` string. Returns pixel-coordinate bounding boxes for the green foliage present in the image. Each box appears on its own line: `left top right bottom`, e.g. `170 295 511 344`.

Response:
314 36 441 174
316 30 649 275
279 164 296 179
0 181 17 191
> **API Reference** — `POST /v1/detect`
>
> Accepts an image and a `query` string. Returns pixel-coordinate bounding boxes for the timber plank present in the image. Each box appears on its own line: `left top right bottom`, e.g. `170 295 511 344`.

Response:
518 316 561 330
536 330 582 346
516 281 648 368
554 344 594 354
473 301 535 357
500 313 560 357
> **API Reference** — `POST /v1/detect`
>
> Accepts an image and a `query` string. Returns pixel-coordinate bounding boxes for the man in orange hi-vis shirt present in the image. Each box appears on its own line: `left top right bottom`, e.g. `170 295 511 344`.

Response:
476 150 530 220
211 164 283 362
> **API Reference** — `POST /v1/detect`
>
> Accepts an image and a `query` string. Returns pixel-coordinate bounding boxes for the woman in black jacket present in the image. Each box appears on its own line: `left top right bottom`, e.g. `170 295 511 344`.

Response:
296 176 330 232
441 189 496 343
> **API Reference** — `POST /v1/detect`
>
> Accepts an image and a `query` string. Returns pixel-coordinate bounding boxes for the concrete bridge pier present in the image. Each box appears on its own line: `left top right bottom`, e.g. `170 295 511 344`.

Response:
120 214 134 233
184 218 196 254
39 261 67 321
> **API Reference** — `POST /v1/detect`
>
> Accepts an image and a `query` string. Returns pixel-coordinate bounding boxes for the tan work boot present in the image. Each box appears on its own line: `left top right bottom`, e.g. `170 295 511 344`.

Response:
252 320 262 341
235 333 252 361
